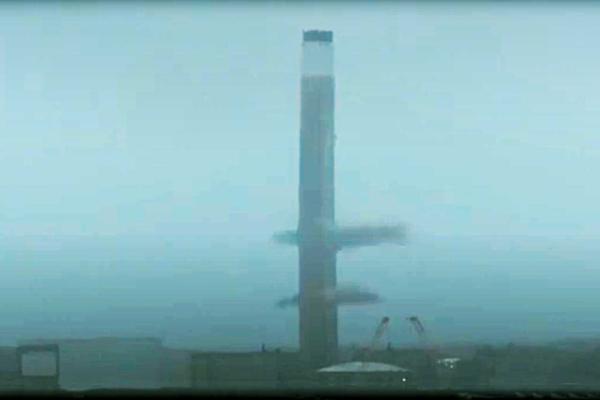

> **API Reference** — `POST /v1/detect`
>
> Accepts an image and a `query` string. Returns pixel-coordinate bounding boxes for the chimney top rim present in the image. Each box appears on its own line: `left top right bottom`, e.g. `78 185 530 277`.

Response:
303 30 333 43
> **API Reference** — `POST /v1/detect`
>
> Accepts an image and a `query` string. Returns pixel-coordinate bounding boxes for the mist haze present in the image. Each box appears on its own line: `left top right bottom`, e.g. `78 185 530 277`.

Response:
2 2 600 351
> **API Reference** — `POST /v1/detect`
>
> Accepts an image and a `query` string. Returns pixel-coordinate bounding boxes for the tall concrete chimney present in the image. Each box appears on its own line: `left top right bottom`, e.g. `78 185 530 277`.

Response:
298 30 337 368
273 30 406 369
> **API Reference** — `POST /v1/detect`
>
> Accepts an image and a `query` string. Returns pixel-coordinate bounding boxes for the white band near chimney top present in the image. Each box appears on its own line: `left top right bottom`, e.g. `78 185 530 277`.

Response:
302 41 334 77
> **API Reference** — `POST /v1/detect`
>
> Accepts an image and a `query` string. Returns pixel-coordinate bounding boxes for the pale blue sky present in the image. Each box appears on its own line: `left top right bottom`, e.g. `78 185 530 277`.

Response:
2 2 600 347
2 2 600 239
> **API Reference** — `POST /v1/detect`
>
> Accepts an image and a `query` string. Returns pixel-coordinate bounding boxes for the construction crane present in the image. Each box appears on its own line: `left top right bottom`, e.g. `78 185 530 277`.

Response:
407 316 427 347
359 316 390 363
407 316 461 366
406 315 441 388
352 316 390 364
407 315 442 357
370 316 390 351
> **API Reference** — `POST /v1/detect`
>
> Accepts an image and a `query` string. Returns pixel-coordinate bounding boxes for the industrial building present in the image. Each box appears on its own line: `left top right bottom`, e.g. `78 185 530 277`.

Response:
189 350 303 390
0 337 190 391
0 346 23 390
316 362 413 388
187 347 422 391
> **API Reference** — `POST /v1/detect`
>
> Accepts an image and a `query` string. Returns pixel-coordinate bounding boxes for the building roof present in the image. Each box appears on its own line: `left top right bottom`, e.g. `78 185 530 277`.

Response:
317 362 410 373
437 357 461 363
18 337 162 346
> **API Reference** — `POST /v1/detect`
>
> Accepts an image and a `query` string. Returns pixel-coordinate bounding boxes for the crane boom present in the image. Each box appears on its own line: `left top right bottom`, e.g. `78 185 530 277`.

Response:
407 315 440 360
407 315 426 342
357 316 390 367
370 316 390 350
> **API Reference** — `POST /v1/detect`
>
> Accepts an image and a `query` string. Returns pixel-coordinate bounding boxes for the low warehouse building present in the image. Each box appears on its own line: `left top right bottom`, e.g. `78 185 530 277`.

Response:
316 362 414 388
0 347 20 390
17 337 190 391
190 350 303 389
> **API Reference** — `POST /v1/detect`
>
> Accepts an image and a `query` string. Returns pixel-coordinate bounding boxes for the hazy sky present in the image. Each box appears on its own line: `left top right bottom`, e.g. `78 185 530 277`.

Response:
3 2 600 347
3 1 600 239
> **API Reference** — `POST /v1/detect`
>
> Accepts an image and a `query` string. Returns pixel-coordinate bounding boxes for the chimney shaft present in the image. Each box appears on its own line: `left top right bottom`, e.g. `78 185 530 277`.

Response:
298 30 337 368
